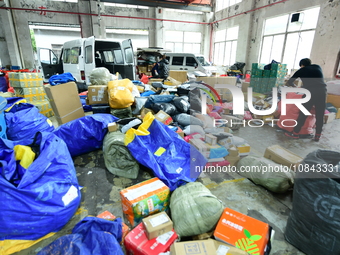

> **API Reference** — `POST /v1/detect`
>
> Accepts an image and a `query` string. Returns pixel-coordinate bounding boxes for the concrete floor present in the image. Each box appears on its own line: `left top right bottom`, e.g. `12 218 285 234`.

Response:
13 113 340 255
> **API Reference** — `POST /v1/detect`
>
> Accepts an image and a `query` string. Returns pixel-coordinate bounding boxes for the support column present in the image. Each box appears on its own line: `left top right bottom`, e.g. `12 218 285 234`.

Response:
148 7 157 47
90 0 106 39
0 0 22 68
78 0 93 38
154 7 164 48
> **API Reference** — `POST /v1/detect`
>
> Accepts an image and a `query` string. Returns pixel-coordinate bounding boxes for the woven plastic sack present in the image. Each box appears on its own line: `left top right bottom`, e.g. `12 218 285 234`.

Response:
108 79 134 109
0 132 81 254
170 182 224 237
285 150 340 255
89 67 111 85
103 131 139 179
237 155 295 193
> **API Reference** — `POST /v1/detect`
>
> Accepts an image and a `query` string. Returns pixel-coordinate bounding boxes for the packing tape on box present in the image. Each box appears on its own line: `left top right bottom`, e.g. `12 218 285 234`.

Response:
14 87 48 103
33 101 54 118
54 106 83 120
10 79 44 88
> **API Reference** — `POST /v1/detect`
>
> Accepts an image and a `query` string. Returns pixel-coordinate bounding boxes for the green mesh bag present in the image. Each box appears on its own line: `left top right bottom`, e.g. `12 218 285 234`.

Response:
170 182 224 237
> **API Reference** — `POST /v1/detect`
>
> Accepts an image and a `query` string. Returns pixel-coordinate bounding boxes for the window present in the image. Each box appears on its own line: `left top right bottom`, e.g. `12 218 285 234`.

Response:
172 57 184 66
260 7 320 72
63 48 70 64
186 57 198 67
69 47 80 64
85 46 92 64
113 50 123 64
125 47 134 64
216 0 242 12
213 26 239 66
165 31 202 54
104 51 114 63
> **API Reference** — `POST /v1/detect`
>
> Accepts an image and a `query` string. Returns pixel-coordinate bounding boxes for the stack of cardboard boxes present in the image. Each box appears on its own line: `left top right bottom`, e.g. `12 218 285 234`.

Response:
9 72 54 117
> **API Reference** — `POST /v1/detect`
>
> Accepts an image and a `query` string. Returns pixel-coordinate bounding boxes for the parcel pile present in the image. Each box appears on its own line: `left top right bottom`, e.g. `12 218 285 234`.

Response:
1 67 340 255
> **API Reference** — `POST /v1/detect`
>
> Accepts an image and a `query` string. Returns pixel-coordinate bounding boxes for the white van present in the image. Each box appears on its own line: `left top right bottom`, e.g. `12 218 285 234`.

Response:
38 36 135 91
165 53 217 77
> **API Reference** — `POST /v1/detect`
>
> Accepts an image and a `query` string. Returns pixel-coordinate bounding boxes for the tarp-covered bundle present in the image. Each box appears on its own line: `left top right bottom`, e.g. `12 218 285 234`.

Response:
37 217 124 255
237 155 295 193
0 132 81 254
53 114 118 157
285 150 340 255
103 131 139 179
125 112 207 191
170 182 224 237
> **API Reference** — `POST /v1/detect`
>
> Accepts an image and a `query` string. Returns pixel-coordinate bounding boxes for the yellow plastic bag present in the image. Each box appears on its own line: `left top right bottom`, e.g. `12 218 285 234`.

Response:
108 79 134 109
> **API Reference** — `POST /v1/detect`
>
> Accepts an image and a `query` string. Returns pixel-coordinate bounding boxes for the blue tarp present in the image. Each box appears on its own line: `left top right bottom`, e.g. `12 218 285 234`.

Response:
38 217 124 255
49 72 76 86
53 114 118 157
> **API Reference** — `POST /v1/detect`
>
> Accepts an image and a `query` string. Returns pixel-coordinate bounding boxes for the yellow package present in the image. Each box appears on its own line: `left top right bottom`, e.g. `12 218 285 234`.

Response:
108 79 134 109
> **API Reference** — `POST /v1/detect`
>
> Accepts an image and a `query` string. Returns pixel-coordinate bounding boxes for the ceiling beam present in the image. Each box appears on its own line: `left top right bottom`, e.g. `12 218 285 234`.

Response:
101 0 212 12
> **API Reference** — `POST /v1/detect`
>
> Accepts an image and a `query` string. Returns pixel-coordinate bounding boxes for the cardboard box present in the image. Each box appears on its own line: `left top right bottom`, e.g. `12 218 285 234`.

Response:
154 110 173 125
324 112 336 124
214 208 270 255
120 177 170 227
44 82 85 125
108 122 119 132
237 143 251 156
169 70 187 83
205 134 217 146
142 212 173 240
189 138 210 159
87 85 108 105
33 100 54 118
170 239 248 255
326 94 340 108
264 144 303 168
97 211 130 244
124 222 177 255
148 78 163 85
241 81 250 92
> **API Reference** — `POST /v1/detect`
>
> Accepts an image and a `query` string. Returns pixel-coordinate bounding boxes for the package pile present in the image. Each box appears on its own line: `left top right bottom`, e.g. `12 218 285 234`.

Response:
8 72 53 117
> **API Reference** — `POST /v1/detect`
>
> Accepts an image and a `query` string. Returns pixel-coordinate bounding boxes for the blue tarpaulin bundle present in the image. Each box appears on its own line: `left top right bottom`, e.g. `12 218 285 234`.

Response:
49 72 76 86
37 217 124 255
125 112 207 191
52 114 118 157
0 132 81 254
5 103 54 141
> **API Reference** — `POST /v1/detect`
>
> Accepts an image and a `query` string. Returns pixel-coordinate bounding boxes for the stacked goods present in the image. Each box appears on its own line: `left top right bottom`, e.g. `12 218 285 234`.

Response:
250 63 287 94
8 72 53 117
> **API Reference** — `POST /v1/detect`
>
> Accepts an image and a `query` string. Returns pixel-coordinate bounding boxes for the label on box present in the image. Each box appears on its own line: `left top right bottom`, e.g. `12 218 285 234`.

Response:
217 245 230 255
147 198 155 212
158 113 166 119
149 214 169 227
156 231 174 245
125 180 166 201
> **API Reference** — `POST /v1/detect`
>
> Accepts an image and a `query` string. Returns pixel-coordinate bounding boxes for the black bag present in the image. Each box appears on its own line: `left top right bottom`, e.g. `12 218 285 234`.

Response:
284 149 340 255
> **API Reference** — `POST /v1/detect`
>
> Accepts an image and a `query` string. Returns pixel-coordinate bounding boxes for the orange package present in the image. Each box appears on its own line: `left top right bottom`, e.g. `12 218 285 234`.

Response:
97 211 130 244
214 208 271 255
120 177 170 227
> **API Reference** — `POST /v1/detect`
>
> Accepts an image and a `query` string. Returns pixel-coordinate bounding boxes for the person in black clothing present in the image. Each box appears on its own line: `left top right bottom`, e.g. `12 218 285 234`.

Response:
285 58 327 142
151 62 159 78
158 54 169 80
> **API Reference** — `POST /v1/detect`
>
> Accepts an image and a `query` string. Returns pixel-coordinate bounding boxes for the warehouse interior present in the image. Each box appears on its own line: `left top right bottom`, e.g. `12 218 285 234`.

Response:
0 0 340 255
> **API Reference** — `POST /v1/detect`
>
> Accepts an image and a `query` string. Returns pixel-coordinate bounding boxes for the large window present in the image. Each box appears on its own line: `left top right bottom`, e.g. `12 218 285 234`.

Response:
260 7 320 73
165 31 202 54
213 26 238 66
216 0 242 12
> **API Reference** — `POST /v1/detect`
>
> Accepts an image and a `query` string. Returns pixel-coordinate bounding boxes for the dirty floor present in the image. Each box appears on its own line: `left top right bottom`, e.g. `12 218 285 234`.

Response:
13 115 340 255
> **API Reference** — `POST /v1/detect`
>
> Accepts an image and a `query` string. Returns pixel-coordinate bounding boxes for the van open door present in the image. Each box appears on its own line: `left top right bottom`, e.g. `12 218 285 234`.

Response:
84 36 96 85
121 39 136 80
37 48 63 82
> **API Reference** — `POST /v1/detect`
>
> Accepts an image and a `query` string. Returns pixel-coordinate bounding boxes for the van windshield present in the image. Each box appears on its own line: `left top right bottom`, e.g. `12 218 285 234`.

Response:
196 56 211 66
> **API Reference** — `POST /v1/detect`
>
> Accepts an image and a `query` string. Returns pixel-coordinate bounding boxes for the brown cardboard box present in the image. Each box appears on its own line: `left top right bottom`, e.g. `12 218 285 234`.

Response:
216 76 237 87
241 81 250 92
87 85 108 105
142 212 173 240
189 138 210 158
264 145 303 168
169 70 187 83
324 112 336 124
44 82 85 125
148 78 163 85
205 134 217 146
326 94 340 108
108 122 119 132
170 239 248 255
154 110 173 125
